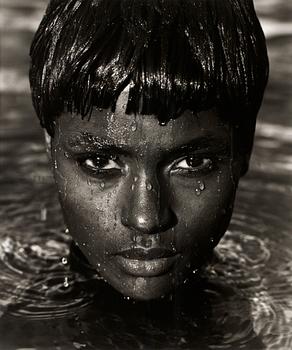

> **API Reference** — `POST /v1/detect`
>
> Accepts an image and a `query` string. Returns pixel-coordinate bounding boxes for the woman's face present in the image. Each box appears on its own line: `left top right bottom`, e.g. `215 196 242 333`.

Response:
50 89 243 300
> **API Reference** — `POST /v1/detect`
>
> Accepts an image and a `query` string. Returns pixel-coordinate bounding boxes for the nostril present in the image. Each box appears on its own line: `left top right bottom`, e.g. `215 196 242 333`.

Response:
121 207 177 235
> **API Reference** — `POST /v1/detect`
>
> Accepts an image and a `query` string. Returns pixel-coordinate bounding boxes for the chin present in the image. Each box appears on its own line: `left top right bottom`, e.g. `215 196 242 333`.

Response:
109 273 177 301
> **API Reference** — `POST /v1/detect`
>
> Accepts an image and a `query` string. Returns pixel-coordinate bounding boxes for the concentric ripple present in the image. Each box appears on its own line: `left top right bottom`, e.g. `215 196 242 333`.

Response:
0 226 97 319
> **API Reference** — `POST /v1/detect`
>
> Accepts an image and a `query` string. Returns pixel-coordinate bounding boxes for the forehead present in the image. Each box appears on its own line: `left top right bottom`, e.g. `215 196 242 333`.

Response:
57 110 230 151
56 89 230 151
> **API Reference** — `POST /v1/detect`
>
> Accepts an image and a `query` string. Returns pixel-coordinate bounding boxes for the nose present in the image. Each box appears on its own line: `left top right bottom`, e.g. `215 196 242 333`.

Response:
121 173 176 234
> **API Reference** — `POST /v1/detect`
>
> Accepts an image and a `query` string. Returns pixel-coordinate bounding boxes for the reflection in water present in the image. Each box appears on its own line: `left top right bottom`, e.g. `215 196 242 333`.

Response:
0 0 292 349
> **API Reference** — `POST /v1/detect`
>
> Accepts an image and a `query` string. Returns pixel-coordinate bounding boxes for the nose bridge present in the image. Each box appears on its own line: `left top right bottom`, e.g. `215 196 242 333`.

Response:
121 164 173 234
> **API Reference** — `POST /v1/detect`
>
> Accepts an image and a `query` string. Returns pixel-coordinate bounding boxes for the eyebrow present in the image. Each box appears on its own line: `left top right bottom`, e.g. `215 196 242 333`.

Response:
64 132 132 155
64 132 230 156
169 136 230 156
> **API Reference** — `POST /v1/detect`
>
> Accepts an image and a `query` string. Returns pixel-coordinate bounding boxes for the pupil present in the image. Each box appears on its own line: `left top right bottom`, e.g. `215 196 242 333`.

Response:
186 156 202 168
93 157 108 168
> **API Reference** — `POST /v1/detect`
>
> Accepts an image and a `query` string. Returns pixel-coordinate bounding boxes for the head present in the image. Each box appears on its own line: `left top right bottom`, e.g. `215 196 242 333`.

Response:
30 0 268 300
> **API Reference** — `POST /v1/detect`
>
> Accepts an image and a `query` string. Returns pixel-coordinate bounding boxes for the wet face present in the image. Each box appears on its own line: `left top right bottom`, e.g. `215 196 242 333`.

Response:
50 89 244 300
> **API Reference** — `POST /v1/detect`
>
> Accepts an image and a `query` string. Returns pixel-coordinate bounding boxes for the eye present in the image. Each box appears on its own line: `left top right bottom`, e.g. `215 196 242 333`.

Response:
173 156 213 174
79 156 121 175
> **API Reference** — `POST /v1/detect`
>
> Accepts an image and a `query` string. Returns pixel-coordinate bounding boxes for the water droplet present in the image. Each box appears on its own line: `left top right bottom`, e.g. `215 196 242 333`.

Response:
192 269 198 274
197 180 205 191
65 228 69 234
40 207 47 221
73 341 87 349
179 337 187 344
98 108 103 112
131 184 135 191
195 188 201 196
134 176 138 182
159 121 167 126
146 183 153 191
61 257 68 265
64 152 69 158
63 277 69 288
100 182 105 190
131 123 137 131
110 113 115 122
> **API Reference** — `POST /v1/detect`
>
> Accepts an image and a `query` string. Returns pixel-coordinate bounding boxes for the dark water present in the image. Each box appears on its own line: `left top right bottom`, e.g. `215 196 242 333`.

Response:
0 0 292 349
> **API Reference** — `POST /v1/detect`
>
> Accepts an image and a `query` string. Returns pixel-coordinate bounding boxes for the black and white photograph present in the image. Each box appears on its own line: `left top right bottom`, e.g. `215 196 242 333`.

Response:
0 0 291 349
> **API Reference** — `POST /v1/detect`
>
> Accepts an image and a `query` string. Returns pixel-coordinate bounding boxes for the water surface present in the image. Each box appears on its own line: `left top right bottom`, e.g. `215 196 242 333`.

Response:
0 1 291 349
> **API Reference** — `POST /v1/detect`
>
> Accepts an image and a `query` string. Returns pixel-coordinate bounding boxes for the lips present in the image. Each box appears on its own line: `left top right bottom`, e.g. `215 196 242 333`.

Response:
114 248 180 277
117 247 176 260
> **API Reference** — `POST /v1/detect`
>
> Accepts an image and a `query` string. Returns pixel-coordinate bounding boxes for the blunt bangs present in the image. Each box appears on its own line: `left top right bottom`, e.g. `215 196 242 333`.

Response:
29 0 268 137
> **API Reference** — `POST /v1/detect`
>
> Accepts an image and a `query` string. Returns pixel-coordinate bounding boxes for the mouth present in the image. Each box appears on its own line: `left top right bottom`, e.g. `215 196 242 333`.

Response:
114 248 180 277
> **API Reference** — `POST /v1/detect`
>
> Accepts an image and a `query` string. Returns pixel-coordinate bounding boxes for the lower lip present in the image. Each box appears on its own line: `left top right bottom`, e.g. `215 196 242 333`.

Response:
115 255 179 277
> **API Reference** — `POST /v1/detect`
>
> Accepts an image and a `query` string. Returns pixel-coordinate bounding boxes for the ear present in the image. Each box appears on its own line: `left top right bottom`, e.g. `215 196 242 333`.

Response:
44 130 52 162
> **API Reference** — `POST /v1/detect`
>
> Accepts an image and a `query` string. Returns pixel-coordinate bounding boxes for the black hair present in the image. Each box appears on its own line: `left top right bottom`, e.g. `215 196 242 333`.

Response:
29 0 268 153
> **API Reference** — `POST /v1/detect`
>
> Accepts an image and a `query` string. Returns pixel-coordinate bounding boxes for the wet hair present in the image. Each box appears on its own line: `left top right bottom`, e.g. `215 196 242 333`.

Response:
30 0 268 153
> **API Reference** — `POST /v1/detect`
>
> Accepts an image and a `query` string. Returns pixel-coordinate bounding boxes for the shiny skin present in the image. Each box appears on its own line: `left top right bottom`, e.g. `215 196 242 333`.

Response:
49 89 244 300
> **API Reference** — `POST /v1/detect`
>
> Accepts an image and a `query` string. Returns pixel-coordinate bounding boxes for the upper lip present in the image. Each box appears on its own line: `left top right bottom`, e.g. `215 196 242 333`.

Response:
116 247 178 260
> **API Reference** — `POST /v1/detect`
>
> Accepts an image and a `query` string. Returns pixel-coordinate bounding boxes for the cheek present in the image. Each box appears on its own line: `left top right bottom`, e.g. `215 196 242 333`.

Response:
53 159 123 257
171 170 237 250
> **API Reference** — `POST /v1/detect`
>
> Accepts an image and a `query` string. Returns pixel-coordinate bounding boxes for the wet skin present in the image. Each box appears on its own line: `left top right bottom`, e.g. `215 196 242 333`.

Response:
49 90 244 300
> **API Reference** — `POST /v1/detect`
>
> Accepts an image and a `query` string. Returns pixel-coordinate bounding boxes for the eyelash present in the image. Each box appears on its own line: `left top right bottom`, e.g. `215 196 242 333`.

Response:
76 153 218 179
171 155 216 176
77 155 122 176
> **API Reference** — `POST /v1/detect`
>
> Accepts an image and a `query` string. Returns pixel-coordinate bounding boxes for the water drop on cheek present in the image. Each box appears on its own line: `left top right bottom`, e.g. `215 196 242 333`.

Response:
146 183 153 191
195 180 205 195
195 188 201 196
198 180 205 191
